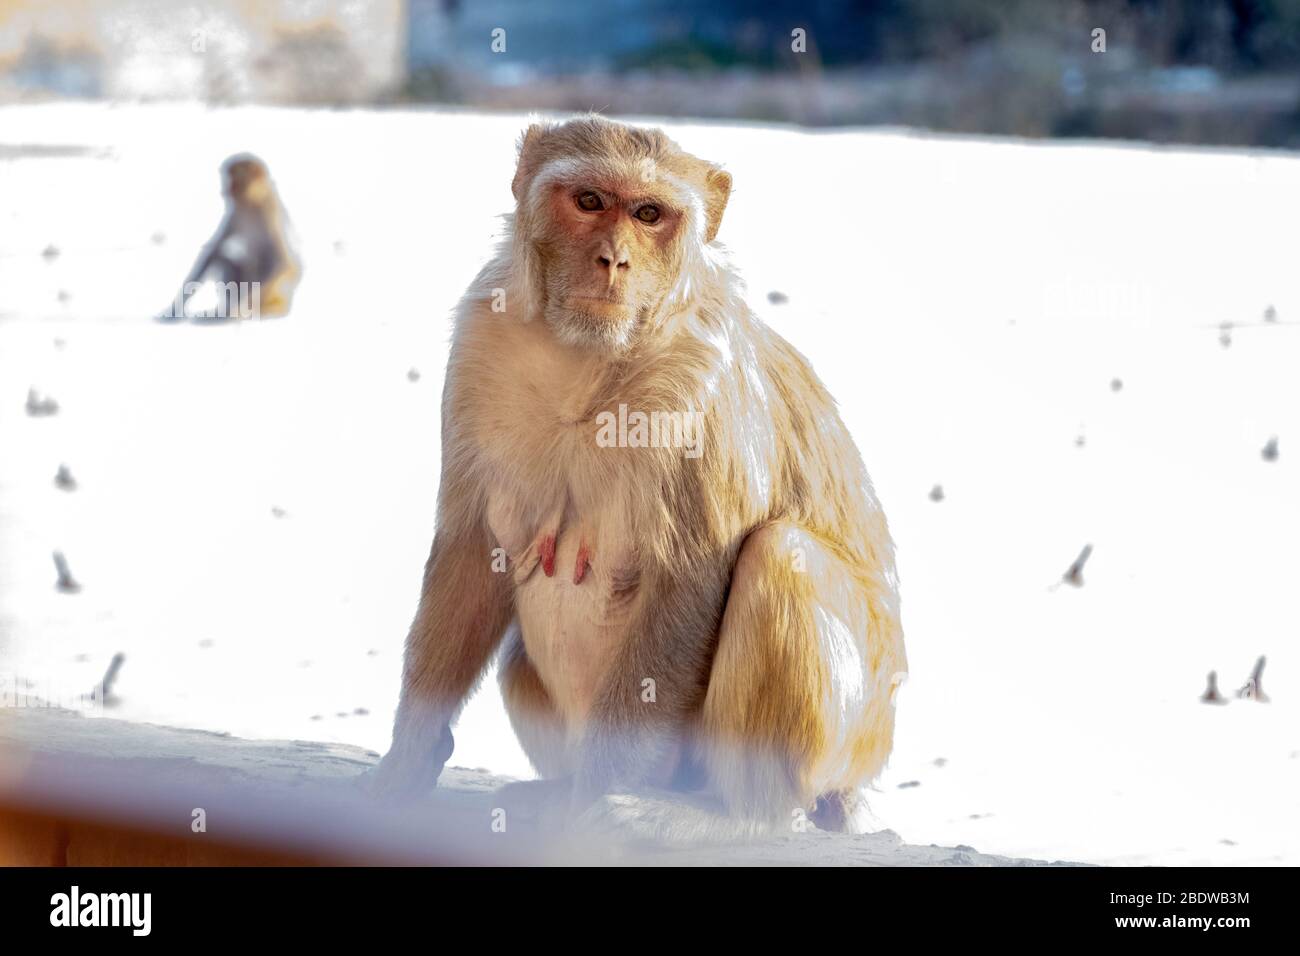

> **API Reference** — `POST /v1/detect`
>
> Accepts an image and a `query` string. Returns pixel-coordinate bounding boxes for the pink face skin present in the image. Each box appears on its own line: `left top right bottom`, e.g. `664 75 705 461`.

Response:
538 172 692 351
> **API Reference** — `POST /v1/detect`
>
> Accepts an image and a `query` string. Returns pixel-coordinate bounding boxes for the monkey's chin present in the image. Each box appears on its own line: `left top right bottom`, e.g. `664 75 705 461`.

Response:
547 301 637 352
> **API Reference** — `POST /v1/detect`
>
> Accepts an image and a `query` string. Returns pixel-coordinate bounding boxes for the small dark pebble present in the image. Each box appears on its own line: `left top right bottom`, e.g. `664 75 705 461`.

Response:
54 464 77 491
25 388 59 416
1062 544 1092 588
53 551 80 593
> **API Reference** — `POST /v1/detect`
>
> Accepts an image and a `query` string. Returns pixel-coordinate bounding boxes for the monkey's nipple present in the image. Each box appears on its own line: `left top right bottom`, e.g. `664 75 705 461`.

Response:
574 540 593 585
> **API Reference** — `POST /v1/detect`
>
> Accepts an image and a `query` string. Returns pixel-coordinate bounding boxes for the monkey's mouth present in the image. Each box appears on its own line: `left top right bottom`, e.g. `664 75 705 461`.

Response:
548 297 640 350
566 296 630 318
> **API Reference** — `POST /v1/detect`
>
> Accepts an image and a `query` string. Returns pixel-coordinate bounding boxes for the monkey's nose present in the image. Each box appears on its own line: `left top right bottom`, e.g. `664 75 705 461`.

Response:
596 249 630 271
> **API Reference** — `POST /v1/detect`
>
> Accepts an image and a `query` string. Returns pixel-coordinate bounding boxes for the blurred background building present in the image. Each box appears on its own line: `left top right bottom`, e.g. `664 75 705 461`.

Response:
2 0 1299 145
0 0 406 104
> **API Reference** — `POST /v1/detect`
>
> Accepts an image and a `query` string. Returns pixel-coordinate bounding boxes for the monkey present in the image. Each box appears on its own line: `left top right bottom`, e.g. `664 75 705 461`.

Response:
165 153 300 321
371 116 906 842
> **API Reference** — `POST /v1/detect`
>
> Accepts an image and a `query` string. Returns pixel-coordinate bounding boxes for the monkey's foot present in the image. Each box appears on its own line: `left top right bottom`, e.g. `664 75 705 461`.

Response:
357 762 435 803
809 788 881 835
256 290 291 319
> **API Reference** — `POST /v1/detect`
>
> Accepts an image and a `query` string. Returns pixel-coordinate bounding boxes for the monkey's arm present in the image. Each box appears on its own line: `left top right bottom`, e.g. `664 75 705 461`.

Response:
374 505 515 795
160 238 221 321
183 212 238 287
182 242 219 288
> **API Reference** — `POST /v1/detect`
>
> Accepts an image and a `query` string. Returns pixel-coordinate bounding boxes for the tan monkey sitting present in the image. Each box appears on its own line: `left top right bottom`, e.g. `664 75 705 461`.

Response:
166 153 300 321
374 116 906 841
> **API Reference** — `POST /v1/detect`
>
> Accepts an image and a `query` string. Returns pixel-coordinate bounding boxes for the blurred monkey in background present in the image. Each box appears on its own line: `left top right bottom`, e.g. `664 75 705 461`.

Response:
166 153 300 321
374 116 905 842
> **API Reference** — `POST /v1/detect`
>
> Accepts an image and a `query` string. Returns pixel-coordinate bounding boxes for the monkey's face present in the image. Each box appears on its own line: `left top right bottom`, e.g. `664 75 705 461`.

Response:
535 176 687 350
512 119 731 352
222 157 271 205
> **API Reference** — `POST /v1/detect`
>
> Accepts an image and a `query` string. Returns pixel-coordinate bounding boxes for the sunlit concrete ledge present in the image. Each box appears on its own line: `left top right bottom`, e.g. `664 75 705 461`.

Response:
0 707 1073 866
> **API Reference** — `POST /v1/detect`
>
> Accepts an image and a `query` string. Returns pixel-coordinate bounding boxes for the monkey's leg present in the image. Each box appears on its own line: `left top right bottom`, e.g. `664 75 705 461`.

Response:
256 275 292 318
372 520 514 797
498 626 570 778
569 566 724 810
182 241 220 289
256 255 300 318
700 521 904 834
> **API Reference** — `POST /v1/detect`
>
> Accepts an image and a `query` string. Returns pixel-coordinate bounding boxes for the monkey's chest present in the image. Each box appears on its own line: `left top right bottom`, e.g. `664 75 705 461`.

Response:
486 491 640 728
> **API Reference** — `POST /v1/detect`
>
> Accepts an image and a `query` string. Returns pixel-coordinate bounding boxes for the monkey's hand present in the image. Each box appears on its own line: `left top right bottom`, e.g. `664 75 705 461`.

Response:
494 778 631 837
363 723 455 801
493 777 577 832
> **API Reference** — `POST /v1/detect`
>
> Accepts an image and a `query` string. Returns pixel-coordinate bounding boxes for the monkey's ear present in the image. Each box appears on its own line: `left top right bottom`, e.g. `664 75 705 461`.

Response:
511 124 548 203
702 166 732 243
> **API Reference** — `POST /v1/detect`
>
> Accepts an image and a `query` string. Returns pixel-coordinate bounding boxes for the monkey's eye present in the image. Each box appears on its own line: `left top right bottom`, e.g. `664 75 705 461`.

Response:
634 205 661 224
576 191 604 212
